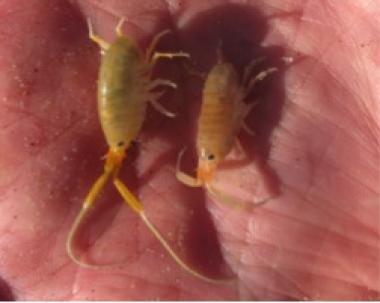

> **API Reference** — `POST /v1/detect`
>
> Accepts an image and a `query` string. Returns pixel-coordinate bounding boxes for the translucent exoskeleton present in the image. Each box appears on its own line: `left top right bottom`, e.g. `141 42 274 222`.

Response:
176 47 278 208
66 17 227 284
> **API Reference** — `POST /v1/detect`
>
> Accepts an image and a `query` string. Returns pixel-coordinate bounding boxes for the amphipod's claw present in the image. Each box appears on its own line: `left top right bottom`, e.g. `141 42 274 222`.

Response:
176 147 202 187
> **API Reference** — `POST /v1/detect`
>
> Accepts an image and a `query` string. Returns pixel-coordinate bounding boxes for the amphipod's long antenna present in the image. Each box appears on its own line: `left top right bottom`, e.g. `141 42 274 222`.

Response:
113 179 232 284
66 168 114 268
66 149 124 268
67 207 92 268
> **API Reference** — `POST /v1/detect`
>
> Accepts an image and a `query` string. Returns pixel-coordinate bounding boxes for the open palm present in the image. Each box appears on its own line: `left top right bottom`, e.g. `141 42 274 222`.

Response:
0 0 379 300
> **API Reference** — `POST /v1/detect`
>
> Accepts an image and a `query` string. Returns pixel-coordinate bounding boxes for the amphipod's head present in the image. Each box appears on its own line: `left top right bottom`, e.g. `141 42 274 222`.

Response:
197 148 221 185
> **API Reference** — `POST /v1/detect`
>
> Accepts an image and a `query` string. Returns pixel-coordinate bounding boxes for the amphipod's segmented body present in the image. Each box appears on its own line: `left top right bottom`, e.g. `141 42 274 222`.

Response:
98 35 146 151
96 19 182 162
67 18 224 284
177 50 277 207
196 61 246 183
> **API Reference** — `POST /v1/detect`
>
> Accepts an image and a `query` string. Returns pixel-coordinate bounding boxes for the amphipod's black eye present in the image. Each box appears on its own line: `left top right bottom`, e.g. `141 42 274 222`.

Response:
117 141 125 147
208 154 215 160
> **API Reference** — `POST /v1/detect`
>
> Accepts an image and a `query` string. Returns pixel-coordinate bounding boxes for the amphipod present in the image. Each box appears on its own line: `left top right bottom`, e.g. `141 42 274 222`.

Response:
176 48 277 208
67 18 224 284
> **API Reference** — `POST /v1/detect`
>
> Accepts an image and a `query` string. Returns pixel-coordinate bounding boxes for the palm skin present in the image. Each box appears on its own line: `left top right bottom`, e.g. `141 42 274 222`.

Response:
0 0 379 300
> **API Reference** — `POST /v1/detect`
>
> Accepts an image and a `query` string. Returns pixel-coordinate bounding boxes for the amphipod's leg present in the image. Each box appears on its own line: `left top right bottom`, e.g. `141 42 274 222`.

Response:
87 19 110 52
146 30 190 66
242 57 266 85
242 122 255 136
113 179 230 284
234 137 246 157
145 29 172 62
243 67 278 99
66 149 124 268
240 102 258 136
147 79 177 90
176 147 202 187
146 79 178 118
115 17 127 37
147 91 176 118
151 51 190 65
144 32 189 117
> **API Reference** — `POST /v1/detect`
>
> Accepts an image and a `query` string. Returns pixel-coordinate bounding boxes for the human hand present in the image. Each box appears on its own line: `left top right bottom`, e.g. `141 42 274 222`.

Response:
0 0 378 300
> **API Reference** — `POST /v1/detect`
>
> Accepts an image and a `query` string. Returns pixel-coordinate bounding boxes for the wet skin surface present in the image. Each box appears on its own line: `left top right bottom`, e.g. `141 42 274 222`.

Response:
0 0 379 300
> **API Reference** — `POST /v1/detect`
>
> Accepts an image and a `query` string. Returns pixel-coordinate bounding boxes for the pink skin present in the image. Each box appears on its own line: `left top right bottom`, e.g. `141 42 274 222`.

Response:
0 0 379 300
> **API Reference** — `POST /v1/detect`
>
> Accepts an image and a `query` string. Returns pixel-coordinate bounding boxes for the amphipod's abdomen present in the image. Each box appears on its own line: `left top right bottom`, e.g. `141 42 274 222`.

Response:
197 62 241 160
98 36 147 150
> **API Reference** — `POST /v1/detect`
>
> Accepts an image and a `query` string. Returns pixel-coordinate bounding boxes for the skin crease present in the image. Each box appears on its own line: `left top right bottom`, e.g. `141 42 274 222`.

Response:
0 0 379 300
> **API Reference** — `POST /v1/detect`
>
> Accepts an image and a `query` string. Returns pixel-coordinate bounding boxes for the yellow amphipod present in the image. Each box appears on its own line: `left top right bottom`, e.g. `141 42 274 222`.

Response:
176 48 278 208
67 18 225 284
